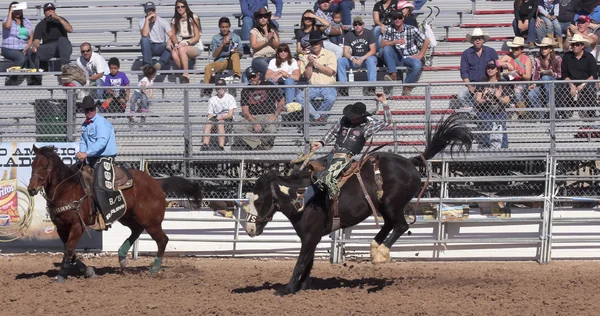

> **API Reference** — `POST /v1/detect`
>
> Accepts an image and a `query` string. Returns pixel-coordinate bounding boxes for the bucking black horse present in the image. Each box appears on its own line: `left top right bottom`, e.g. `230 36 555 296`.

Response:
242 113 473 296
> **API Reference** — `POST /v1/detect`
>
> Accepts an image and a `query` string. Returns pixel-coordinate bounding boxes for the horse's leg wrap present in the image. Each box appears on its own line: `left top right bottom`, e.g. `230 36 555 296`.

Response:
73 259 95 278
370 240 380 261
149 256 163 274
118 240 132 268
56 257 71 282
372 243 391 264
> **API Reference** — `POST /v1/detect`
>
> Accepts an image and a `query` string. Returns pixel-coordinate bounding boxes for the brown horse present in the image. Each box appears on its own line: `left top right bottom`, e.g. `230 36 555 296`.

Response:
27 145 203 282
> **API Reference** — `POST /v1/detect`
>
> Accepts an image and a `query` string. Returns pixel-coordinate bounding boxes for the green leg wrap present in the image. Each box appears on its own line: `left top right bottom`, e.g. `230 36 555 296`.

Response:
118 240 132 258
149 256 163 274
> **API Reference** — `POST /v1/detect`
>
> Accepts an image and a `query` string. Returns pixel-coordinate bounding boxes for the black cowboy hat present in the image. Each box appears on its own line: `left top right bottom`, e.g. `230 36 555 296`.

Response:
343 102 371 120
253 7 272 19
81 95 96 110
307 30 328 44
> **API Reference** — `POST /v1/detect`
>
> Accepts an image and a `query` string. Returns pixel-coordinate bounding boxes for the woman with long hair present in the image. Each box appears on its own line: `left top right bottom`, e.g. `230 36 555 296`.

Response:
497 36 533 119
295 9 330 55
474 61 511 148
265 43 300 104
170 0 202 84
250 8 280 80
527 37 561 120
1 1 34 85
372 0 397 52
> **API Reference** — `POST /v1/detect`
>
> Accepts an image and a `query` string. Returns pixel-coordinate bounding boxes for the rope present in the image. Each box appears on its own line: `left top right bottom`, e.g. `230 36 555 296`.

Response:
0 187 35 242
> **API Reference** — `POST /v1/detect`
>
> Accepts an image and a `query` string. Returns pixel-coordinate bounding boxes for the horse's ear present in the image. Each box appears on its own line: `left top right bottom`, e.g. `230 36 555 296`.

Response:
32 145 39 154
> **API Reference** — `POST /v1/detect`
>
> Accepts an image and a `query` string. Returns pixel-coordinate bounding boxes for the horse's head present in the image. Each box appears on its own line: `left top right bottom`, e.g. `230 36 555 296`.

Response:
243 170 312 237
27 145 56 196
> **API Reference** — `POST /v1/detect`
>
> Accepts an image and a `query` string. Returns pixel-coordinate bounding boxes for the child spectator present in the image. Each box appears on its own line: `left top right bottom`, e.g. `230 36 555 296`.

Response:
130 65 157 123
103 57 130 113
329 11 344 45
201 79 237 150
536 0 562 47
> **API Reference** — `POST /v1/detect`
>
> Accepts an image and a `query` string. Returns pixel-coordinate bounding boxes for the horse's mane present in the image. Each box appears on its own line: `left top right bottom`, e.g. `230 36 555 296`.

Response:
38 146 79 182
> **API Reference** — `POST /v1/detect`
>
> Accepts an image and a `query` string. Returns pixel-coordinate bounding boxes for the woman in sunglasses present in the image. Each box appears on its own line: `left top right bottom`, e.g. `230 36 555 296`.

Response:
295 10 331 55
497 36 532 119
527 37 561 120
250 8 280 80
1 2 34 85
265 43 300 105
474 60 511 148
170 0 202 84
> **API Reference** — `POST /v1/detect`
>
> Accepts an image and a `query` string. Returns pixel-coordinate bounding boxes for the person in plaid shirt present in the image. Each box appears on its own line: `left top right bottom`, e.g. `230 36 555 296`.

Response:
381 10 429 95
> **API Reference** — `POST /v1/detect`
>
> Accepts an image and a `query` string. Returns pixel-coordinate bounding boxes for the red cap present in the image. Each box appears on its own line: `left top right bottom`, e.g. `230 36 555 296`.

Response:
577 15 591 23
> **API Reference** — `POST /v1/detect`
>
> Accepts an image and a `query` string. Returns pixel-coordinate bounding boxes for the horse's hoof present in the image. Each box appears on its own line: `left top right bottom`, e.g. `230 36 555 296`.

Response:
369 240 380 261
84 267 96 278
54 275 67 283
274 288 292 296
119 256 128 268
372 244 391 264
149 267 160 275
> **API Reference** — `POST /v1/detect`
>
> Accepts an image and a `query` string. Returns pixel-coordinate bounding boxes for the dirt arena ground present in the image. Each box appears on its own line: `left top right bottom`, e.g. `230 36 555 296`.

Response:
1 254 600 316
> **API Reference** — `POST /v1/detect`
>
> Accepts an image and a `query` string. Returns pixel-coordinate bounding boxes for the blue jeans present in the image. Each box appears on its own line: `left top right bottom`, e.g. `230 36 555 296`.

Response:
314 0 355 25
458 87 476 108
89 77 106 99
140 37 171 67
537 16 562 39
1 47 34 68
527 75 555 119
251 57 272 81
295 87 337 119
557 21 571 37
130 91 149 112
372 25 384 52
512 18 537 43
337 56 377 82
270 77 298 104
381 46 423 83
476 110 509 148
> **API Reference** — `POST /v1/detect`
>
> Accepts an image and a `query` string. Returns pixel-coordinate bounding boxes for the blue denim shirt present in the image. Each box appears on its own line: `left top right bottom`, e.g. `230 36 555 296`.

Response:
80 114 118 157
240 0 283 18
211 32 243 62
460 45 499 82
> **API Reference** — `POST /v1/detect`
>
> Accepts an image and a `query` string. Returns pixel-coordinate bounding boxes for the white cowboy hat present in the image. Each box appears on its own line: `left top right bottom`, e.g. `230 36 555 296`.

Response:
466 28 490 43
535 37 559 47
285 102 303 113
506 36 526 48
397 1 415 11
570 33 591 47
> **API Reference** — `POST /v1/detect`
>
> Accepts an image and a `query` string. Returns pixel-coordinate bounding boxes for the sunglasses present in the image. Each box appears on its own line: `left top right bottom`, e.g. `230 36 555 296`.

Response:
303 17 314 21
472 36 484 41
176 5 186 9
576 20 588 24
257 14 269 19
84 108 96 113
146 8 155 12
394 16 404 20
353 22 364 26
278 49 290 52
81 49 91 53
513 46 524 50
571 42 584 47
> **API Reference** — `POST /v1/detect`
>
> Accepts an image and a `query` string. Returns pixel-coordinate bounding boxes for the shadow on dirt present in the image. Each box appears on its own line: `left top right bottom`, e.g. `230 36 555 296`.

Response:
15 266 149 280
232 277 394 294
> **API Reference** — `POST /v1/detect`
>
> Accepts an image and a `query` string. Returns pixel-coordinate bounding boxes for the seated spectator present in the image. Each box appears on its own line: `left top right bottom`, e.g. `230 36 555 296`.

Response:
372 0 398 53
239 0 282 54
557 0 578 49
536 0 562 48
315 0 344 59
32 3 73 84
527 37 562 120
313 0 354 27
458 28 499 108
130 65 157 123
234 67 285 150
566 15 599 59
512 0 538 46
398 1 417 28
1 2 34 86
250 8 280 81
294 10 331 55
497 37 532 119
381 11 430 96
295 30 338 122
328 11 345 45
76 42 109 99
170 0 202 84
337 16 377 92
139 2 178 70
201 79 237 151
474 61 511 149
103 57 130 113
204 17 242 90
265 43 300 105
559 34 598 119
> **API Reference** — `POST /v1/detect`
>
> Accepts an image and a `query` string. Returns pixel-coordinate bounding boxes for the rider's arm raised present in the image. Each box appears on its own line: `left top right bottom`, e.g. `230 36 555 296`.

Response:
364 103 391 139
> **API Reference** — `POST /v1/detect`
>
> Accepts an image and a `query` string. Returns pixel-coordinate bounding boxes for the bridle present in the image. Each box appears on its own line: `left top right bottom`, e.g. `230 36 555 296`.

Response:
253 183 281 223
32 158 82 203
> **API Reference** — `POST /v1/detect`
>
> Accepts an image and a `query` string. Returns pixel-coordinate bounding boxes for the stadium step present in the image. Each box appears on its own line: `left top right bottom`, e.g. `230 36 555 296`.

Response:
473 9 514 15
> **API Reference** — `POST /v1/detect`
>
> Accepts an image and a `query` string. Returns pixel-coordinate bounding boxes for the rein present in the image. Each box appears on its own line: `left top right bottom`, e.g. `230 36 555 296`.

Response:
39 162 84 203
254 183 281 223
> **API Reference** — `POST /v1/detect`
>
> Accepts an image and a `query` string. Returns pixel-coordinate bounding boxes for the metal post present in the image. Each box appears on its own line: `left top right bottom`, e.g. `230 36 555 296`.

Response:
392 122 398 154
66 88 74 142
233 159 246 257
132 157 145 260
303 86 311 152
545 156 558 263
183 88 191 177
548 82 556 155
425 85 432 144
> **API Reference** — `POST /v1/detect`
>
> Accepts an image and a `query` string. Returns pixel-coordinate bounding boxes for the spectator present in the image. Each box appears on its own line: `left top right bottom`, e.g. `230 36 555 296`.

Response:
557 0 579 49
474 61 511 149
1 2 34 86
204 17 242 94
328 11 345 45
139 1 178 70
76 42 109 99
497 37 533 119
536 0 562 48
381 11 430 96
103 57 130 113
234 67 285 150
566 15 599 59
239 0 282 53
337 16 377 93
398 1 417 28
295 30 338 122
528 37 562 119
265 43 300 105
372 0 398 52
294 10 331 55
201 79 237 151
313 0 354 26
130 65 157 123
315 0 344 59
170 0 202 84
250 8 280 80
513 0 538 46
458 28 499 108
32 3 73 80
559 33 598 119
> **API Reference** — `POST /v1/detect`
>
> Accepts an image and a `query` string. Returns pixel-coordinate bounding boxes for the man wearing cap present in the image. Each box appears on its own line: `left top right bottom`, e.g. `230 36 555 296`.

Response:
234 67 285 150
296 30 338 122
32 3 73 76
201 79 237 151
381 10 429 96
567 15 599 58
458 28 499 108
560 33 598 117
300 93 391 209
337 16 377 89
139 1 178 70
240 0 282 52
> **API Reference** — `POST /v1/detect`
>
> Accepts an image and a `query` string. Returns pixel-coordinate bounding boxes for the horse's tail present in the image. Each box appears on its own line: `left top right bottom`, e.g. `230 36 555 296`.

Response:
409 113 473 166
158 176 203 209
